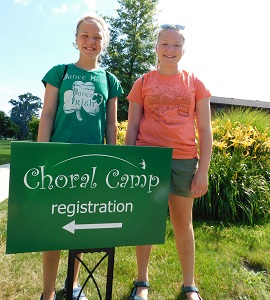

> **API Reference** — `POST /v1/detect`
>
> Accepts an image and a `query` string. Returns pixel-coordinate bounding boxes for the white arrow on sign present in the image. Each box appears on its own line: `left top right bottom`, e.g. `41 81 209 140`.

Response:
63 220 123 234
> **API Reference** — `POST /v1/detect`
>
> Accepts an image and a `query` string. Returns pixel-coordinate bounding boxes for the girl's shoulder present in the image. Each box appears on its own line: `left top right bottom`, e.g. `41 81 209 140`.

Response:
42 64 70 87
179 70 205 86
140 70 158 84
46 64 71 79
180 69 195 78
143 69 157 78
50 63 71 72
104 69 117 81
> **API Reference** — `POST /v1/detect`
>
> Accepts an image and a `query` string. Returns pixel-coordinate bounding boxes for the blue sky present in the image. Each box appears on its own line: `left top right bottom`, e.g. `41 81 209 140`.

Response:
1 0 269 115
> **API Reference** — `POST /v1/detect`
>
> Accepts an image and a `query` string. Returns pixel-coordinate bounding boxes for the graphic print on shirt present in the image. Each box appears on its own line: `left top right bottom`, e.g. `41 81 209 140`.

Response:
147 81 194 126
63 81 104 121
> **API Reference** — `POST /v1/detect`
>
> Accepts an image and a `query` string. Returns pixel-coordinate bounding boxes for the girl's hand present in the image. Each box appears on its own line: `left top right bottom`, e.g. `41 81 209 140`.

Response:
190 169 209 198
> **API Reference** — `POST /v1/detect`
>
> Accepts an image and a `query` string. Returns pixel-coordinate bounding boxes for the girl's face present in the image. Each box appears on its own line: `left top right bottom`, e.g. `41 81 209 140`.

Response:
156 29 185 67
76 20 105 60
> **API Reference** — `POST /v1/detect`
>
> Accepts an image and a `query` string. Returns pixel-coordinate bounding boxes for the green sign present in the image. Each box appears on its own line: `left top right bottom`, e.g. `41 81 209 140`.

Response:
6 142 172 254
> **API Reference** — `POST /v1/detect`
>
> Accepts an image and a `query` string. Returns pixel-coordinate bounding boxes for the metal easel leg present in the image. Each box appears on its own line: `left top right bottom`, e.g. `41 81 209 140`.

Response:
66 248 115 300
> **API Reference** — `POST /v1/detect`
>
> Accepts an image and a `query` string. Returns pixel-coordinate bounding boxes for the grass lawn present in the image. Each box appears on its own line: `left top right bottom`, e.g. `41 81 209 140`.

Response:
0 198 269 299
0 140 11 165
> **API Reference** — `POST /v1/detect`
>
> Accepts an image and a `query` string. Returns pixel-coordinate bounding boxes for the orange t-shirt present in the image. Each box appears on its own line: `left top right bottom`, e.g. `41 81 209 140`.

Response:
127 70 211 159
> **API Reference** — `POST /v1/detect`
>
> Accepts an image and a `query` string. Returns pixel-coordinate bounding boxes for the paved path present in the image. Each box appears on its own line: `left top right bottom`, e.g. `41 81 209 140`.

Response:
0 164 10 202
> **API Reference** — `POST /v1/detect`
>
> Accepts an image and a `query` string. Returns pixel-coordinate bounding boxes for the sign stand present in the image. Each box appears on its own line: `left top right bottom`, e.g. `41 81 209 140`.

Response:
66 248 115 300
6 143 172 299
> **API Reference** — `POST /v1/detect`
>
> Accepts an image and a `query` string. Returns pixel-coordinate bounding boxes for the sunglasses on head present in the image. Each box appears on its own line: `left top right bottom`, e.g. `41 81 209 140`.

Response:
160 24 185 30
83 17 94 23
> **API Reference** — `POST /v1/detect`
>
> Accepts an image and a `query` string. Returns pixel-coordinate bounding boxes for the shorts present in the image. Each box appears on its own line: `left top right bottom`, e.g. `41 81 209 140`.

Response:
170 158 198 198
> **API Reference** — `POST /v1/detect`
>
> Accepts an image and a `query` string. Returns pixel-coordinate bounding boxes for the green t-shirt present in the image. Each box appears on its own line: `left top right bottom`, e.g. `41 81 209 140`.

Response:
42 64 123 144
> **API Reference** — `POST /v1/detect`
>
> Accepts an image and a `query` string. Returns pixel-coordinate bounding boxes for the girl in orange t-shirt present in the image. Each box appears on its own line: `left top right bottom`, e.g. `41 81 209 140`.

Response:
125 24 212 300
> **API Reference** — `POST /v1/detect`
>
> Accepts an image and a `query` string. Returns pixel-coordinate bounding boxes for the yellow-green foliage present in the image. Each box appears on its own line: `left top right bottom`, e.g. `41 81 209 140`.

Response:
212 119 270 159
117 121 128 145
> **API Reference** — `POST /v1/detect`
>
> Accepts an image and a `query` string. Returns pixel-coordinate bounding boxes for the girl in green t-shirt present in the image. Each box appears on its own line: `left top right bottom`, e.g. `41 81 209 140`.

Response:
38 15 123 300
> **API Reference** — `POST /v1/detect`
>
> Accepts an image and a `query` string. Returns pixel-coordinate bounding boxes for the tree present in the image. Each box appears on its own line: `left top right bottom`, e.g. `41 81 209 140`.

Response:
101 0 159 120
0 110 19 139
28 116 40 141
9 93 42 140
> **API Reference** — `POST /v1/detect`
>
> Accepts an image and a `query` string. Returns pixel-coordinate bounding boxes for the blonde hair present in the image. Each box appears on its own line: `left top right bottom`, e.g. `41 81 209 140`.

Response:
157 27 185 44
75 15 110 48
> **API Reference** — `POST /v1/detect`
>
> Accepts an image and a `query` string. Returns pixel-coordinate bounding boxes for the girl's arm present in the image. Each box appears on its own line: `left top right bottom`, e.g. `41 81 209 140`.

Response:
37 84 59 142
191 97 213 198
105 97 118 144
125 101 143 145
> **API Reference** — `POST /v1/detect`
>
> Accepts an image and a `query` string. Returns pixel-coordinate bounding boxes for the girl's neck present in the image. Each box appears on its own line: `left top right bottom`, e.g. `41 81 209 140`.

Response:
75 58 99 71
157 65 180 76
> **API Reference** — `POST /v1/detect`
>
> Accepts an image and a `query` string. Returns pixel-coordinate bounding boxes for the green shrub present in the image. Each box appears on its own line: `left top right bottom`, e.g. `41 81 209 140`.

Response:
194 108 270 225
